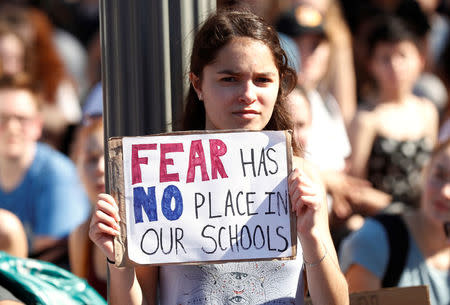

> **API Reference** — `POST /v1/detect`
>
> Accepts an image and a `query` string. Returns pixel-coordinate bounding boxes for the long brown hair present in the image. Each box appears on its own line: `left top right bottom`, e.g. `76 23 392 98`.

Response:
28 8 68 104
0 5 69 104
180 9 300 154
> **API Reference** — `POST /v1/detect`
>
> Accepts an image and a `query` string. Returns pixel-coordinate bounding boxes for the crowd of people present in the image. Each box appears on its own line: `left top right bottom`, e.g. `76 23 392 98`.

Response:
0 0 448 305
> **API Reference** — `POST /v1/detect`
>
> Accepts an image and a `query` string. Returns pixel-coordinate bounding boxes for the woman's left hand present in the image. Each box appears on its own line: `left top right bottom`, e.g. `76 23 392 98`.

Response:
288 167 325 239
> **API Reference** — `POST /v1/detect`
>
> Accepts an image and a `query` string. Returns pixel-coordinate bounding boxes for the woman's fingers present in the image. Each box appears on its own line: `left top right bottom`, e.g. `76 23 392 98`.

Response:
97 196 120 222
94 207 121 231
289 168 322 213
98 192 117 204
300 195 320 210
89 193 121 259
96 221 120 237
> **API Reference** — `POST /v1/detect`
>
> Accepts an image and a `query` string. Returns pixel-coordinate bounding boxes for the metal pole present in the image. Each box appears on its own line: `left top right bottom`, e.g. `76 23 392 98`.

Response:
99 0 215 302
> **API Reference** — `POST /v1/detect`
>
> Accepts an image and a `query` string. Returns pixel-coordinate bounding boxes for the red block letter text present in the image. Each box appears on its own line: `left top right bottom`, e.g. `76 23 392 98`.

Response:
160 143 183 182
209 139 228 179
186 140 210 183
132 144 157 184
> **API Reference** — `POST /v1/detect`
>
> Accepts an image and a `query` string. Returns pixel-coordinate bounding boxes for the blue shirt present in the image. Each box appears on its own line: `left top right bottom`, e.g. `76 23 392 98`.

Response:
339 218 450 305
0 143 90 246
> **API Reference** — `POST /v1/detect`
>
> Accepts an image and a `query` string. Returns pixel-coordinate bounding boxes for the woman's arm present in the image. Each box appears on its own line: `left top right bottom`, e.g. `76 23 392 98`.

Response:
422 98 439 145
290 157 349 305
89 193 157 305
348 111 377 178
68 222 89 278
339 217 389 293
345 264 381 292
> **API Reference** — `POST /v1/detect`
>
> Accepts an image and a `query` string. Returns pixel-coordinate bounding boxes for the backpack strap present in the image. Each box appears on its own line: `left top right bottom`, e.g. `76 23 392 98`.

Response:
372 213 410 287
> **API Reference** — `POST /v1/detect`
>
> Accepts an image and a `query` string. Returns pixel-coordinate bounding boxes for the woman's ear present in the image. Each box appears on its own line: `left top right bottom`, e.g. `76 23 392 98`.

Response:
30 114 43 141
189 72 203 100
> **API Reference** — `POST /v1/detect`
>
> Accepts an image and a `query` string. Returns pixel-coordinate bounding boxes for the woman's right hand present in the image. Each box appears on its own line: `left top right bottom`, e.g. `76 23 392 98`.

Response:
88 193 121 262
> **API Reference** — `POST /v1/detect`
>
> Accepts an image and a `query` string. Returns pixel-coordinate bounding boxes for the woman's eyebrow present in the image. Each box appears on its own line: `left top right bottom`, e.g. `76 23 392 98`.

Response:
217 70 276 77
217 69 239 75
256 72 277 77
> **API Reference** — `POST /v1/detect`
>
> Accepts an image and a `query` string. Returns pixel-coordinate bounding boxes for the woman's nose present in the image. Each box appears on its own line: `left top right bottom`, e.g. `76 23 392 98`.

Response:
239 81 257 104
97 156 105 175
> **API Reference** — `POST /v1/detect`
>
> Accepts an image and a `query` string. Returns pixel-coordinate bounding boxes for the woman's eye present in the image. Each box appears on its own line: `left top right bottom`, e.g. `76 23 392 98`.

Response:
86 154 100 166
255 77 271 83
221 76 237 82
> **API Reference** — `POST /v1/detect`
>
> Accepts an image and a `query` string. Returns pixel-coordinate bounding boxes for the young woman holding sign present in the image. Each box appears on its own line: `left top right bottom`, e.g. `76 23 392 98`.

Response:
89 9 348 305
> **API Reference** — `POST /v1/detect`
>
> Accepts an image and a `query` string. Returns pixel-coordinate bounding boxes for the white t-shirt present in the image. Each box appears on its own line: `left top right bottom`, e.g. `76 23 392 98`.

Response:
305 90 351 172
159 254 305 305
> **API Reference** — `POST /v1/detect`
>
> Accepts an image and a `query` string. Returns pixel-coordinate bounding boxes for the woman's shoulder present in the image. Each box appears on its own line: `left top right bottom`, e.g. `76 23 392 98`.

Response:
339 218 391 278
350 106 379 136
412 95 439 120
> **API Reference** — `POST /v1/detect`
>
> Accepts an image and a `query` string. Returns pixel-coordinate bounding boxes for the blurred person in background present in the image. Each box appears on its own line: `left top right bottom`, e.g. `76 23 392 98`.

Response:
349 14 438 212
286 86 312 151
292 0 357 127
276 4 349 177
0 25 30 80
340 139 450 305
285 85 391 247
276 4 351 174
341 0 448 116
0 75 90 269
396 0 448 118
0 4 83 153
69 85 107 299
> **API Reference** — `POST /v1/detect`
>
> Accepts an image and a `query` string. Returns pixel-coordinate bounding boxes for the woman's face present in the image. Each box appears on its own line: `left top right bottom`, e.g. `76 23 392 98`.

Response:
0 34 25 76
192 37 280 131
295 34 330 90
369 40 423 98
78 124 105 203
422 145 450 224
287 89 311 148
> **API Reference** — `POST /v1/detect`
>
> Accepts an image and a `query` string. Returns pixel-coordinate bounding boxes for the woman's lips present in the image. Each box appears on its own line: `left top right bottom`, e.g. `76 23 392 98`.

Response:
96 183 105 193
232 109 260 119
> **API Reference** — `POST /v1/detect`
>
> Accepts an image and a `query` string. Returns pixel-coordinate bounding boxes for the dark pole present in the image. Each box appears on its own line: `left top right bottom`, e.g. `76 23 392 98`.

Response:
100 0 215 141
98 0 215 302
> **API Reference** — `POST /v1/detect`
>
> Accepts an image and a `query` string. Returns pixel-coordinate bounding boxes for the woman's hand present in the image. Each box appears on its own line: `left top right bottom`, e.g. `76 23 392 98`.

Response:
88 193 121 262
288 167 325 239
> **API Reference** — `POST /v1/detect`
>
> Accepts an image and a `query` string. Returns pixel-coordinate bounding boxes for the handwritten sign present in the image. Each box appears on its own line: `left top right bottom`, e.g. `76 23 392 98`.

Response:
112 130 296 265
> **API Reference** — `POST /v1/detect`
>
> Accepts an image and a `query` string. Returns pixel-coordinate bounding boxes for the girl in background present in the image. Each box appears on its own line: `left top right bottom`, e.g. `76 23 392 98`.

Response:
340 139 450 305
69 114 107 299
349 15 438 211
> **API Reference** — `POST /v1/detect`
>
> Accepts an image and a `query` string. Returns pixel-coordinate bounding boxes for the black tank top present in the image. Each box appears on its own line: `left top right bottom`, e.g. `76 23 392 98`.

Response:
367 135 432 208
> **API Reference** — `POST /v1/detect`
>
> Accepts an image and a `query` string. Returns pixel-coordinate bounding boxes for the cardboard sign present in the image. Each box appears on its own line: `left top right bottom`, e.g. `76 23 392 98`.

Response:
108 130 296 266
305 286 431 305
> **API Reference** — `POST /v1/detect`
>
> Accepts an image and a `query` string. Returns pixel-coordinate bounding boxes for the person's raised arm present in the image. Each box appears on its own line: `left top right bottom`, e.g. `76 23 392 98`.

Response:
289 157 349 305
89 193 158 305
348 111 377 178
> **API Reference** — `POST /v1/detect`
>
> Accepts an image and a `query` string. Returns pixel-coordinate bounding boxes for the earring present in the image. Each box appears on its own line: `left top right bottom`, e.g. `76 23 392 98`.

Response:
198 94 203 101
